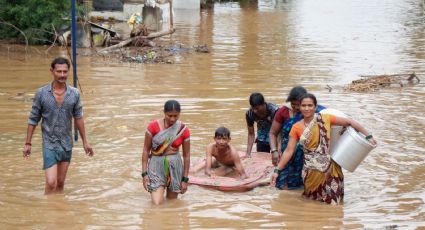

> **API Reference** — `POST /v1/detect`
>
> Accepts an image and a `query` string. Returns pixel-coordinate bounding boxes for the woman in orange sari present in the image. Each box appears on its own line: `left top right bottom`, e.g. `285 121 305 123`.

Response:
271 93 377 204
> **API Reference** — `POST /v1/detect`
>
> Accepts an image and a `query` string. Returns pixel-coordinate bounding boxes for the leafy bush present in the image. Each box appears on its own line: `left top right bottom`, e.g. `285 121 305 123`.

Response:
0 0 70 44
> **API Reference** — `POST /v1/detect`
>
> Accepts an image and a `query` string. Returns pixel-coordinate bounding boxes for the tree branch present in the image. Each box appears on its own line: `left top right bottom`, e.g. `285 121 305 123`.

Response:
97 28 176 54
0 19 28 51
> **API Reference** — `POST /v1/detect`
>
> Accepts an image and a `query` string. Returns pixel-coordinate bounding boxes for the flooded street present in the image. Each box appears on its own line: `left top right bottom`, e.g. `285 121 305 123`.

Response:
1 0 424 228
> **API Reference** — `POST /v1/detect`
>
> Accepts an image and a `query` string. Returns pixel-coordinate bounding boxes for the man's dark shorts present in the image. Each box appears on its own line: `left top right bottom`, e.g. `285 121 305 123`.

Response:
256 141 271 153
42 146 72 170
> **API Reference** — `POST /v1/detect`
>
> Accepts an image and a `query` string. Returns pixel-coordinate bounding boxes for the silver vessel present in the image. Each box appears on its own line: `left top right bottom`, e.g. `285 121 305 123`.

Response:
331 126 376 172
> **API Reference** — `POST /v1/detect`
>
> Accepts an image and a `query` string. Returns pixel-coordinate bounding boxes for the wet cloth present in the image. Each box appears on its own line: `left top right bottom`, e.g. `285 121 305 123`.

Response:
303 160 344 204
147 120 190 153
149 120 187 156
189 152 274 192
28 83 83 151
290 113 344 205
147 154 183 192
42 146 72 170
246 102 279 144
274 105 325 190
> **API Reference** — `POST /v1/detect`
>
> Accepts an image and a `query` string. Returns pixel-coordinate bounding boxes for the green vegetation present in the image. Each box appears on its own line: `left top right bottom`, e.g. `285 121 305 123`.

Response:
0 0 89 45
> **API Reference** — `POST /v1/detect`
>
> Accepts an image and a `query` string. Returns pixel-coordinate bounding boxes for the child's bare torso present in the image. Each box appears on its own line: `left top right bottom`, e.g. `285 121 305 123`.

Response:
211 144 235 167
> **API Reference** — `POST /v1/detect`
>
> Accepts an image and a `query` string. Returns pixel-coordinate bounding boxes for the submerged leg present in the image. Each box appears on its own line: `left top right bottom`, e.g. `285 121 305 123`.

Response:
166 189 179 200
150 186 166 205
44 164 58 195
56 161 70 193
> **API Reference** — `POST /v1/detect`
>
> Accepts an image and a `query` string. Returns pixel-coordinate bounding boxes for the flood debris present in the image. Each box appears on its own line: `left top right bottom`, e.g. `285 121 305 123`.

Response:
2 91 34 102
97 28 176 54
1 1 210 64
194 44 210 53
95 0 176 54
122 48 172 64
91 11 210 65
89 21 117 37
344 73 420 92
118 43 211 64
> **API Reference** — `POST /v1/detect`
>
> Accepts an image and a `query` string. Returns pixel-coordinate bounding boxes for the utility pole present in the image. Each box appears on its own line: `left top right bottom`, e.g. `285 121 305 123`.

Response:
71 0 79 141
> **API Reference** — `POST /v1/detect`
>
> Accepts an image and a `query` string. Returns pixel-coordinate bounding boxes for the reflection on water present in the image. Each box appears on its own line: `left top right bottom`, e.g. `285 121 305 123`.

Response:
1 0 425 228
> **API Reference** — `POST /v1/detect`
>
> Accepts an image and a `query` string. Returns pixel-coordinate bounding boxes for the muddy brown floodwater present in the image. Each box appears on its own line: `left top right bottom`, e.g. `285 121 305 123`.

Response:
0 0 424 229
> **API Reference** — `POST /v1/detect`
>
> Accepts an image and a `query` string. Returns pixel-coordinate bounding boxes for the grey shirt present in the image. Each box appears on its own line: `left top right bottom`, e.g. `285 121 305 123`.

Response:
245 102 279 143
28 83 83 151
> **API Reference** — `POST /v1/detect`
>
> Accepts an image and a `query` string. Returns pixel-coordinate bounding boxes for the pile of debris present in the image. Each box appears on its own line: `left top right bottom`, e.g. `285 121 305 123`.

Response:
344 73 420 92
91 6 210 64
88 41 210 64
120 44 210 64
55 0 212 64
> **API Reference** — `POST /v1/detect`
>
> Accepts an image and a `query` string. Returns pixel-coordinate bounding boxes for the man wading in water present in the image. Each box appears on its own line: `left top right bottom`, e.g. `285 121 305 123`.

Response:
22 57 94 194
245 92 279 156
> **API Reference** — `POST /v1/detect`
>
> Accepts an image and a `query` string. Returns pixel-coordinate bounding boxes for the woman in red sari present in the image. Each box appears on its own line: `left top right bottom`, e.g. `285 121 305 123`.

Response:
271 93 377 204
141 100 190 205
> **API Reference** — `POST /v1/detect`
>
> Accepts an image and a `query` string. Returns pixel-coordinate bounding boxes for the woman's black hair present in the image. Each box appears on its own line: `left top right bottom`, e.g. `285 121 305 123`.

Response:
299 93 317 106
164 100 181 112
286 86 307 102
215 126 231 138
249 92 265 107
51 57 70 69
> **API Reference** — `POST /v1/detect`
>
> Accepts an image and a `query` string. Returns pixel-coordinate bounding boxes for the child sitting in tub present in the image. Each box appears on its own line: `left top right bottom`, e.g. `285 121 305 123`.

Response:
205 126 248 179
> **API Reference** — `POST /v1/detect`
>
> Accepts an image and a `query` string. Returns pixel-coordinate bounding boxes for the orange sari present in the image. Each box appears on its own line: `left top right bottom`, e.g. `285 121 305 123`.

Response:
291 113 344 204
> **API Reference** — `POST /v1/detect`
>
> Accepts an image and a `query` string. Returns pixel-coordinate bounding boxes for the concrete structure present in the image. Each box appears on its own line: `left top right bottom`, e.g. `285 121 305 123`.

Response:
90 0 200 21
142 3 171 31
89 0 143 21
123 2 144 19
89 0 172 32
174 0 200 9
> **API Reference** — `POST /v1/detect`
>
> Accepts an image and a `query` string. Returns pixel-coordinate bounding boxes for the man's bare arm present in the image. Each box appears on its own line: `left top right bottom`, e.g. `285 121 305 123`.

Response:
231 147 247 179
75 117 94 156
205 144 214 177
269 119 282 166
23 124 36 159
246 126 255 157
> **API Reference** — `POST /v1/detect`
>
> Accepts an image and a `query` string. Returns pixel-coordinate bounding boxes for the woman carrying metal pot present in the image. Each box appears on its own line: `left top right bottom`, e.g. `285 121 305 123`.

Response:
271 93 376 204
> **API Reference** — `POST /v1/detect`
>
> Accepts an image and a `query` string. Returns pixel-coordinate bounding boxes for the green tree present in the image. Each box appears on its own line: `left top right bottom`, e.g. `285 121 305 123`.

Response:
0 0 70 44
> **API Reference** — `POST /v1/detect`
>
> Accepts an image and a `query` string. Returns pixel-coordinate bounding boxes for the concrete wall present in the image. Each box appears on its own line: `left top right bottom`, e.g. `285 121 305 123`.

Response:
173 0 200 9
90 0 200 24
142 3 171 31
123 3 144 19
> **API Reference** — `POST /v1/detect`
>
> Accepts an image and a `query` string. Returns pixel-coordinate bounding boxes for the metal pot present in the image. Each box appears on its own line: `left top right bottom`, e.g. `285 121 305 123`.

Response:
331 126 376 172
329 125 344 154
